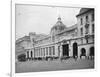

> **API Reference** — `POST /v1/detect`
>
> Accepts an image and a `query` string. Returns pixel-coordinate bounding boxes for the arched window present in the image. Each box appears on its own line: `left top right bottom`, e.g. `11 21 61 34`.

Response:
73 42 78 57
31 51 33 58
90 47 94 56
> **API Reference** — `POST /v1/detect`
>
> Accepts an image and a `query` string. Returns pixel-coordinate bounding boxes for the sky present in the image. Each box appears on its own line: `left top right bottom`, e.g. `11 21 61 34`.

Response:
16 4 81 40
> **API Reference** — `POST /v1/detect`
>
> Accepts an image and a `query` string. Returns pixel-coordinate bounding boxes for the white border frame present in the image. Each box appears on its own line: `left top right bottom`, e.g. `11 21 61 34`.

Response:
11 0 96 77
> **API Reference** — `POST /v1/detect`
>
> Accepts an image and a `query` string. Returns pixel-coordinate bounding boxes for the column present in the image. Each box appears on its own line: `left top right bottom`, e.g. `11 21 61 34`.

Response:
60 45 63 58
32 49 34 58
38 48 40 58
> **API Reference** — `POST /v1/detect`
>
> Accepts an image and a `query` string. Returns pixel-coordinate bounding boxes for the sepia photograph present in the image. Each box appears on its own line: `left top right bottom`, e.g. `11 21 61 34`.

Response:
15 4 94 73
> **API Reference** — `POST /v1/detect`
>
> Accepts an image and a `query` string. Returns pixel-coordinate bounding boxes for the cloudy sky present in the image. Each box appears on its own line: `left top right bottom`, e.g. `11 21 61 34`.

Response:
16 4 81 39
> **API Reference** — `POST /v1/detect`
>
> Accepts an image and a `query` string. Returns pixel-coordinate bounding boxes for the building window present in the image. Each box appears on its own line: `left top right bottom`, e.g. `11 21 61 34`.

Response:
85 36 88 43
92 24 94 33
27 51 29 58
80 18 83 25
30 51 33 58
85 24 89 34
52 46 55 55
86 15 89 23
91 13 94 21
80 28 83 36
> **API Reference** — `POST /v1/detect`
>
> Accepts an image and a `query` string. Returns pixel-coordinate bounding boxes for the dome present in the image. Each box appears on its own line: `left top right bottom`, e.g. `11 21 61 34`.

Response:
51 17 67 35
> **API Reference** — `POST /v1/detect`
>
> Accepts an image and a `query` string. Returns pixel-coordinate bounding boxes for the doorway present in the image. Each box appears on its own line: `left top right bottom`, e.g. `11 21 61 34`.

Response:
73 42 78 57
62 44 69 56
81 48 86 56
90 47 94 56
80 48 86 58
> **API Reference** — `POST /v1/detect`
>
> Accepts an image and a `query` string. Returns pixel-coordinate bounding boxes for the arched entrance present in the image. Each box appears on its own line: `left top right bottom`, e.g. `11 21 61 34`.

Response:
62 44 69 57
80 48 86 58
73 42 78 58
31 51 33 59
90 47 94 57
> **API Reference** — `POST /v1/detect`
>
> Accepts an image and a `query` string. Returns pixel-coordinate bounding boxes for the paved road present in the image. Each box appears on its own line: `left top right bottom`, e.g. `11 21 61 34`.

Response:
15 58 94 73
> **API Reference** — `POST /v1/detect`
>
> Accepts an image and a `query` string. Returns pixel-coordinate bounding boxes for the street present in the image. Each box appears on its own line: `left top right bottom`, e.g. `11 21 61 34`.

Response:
16 58 94 73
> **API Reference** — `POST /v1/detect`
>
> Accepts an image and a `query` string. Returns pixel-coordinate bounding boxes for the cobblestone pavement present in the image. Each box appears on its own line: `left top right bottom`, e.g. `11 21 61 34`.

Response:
15 58 94 73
